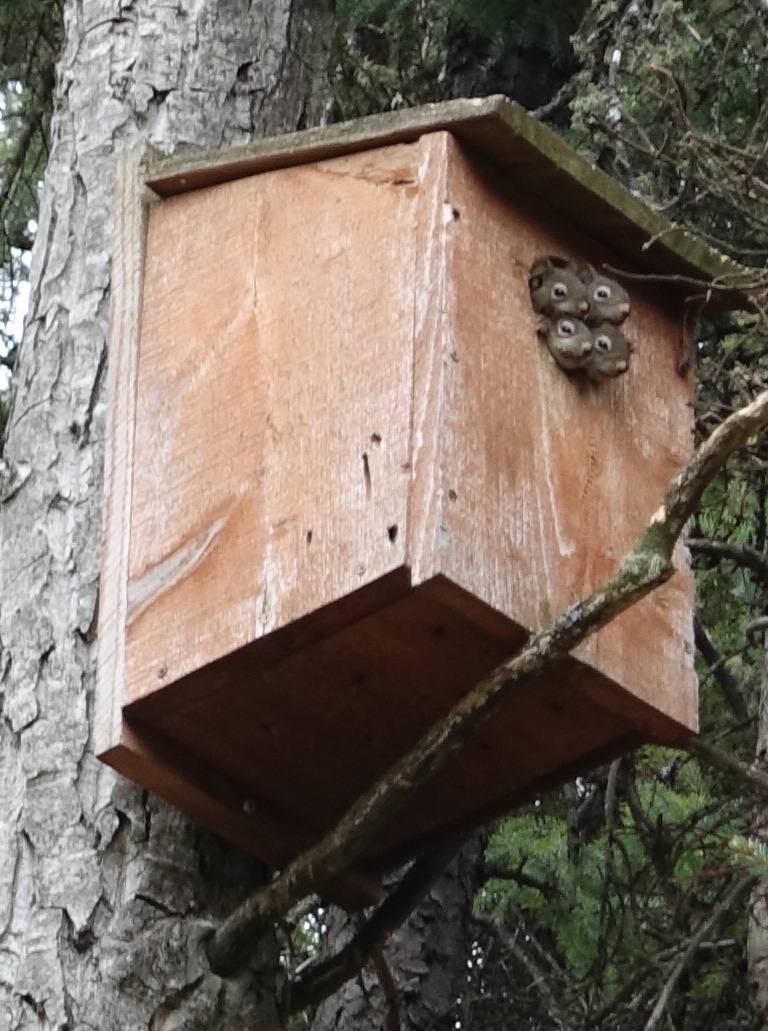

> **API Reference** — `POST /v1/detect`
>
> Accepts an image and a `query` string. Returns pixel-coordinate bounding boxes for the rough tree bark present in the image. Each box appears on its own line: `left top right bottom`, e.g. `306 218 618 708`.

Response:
0 2 333 1027
310 838 484 1031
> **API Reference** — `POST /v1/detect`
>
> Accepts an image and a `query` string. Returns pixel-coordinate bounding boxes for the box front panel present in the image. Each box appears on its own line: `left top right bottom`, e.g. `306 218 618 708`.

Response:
126 144 420 700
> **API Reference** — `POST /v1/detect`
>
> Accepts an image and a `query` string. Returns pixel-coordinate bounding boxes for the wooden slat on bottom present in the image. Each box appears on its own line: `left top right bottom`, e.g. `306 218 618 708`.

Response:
108 576 689 880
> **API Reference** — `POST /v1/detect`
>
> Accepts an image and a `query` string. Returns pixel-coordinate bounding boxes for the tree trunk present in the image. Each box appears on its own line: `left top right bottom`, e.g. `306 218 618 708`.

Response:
310 838 484 1031
0 2 332 1027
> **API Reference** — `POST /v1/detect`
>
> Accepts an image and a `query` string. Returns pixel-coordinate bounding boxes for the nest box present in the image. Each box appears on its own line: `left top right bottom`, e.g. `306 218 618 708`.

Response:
96 97 736 894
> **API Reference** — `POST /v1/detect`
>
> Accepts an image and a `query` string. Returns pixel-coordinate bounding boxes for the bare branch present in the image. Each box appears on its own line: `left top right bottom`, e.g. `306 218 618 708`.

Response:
475 913 571 1030
746 616 768 638
692 613 750 723
285 844 459 1015
642 875 755 1031
482 861 556 897
688 537 768 589
602 262 764 297
206 388 768 978
683 736 768 796
531 77 578 123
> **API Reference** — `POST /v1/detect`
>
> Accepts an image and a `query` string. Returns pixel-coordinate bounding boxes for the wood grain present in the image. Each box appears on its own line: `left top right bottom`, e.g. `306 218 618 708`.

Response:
99 127 699 879
408 135 697 733
95 146 154 755
125 144 420 697
142 97 745 311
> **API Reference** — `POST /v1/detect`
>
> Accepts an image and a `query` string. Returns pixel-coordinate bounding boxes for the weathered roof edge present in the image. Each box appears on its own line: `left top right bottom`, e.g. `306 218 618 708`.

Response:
140 95 749 308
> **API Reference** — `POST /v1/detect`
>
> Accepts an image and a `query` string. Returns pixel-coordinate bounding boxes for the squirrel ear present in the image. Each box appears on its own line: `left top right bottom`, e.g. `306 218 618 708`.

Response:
575 262 597 283
530 255 554 277
530 253 567 276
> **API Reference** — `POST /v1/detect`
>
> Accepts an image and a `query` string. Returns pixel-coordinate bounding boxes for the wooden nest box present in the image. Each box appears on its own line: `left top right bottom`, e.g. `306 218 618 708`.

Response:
97 97 736 889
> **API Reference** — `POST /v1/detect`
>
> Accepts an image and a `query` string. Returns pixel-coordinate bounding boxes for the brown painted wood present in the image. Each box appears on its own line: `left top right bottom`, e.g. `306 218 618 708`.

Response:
97 112 705 885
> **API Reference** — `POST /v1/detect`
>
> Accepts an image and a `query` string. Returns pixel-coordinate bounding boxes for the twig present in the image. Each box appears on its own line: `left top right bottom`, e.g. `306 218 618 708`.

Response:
509 904 568 982
583 961 656 1029
531 77 578 123
596 760 622 975
602 263 764 299
604 759 621 833
206 388 768 978
482 861 556 897
642 875 755 1031
746 616 768 638
475 913 570 1030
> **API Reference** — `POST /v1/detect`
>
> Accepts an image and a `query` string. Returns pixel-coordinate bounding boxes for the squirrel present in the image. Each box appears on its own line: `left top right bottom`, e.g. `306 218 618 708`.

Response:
529 256 633 380
577 265 631 326
529 256 590 319
584 324 631 381
537 316 594 371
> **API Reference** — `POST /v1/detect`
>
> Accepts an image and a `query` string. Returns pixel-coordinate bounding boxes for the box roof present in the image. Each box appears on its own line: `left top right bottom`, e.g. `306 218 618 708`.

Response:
142 95 747 309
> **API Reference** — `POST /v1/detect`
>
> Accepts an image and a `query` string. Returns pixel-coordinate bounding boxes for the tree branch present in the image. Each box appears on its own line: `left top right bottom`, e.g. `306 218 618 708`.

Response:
687 537 768 589
692 612 750 723
475 913 570 1030
683 736 768 796
642 874 755 1031
481 860 556 897
206 388 768 977
284 844 460 1015
746 616 768 638
531 77 578 123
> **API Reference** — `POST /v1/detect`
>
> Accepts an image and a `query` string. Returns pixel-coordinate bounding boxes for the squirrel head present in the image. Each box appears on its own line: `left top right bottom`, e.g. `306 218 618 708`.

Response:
529 256 590 319
585 324 632 380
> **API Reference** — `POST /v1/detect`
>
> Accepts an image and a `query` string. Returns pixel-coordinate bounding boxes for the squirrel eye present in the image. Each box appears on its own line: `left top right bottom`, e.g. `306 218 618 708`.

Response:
595 334 611 351
559 320 576 335
595 285 611 301
552 282 568 298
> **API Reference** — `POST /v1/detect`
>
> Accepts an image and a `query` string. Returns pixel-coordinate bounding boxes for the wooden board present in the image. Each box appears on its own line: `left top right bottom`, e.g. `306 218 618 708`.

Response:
143 96 747 310
408 133 697 734
97 124 699 886
125 578 652 872
125 143 420 697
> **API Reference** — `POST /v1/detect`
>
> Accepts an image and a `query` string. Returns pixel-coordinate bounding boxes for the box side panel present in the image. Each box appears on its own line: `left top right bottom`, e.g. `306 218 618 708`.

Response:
407 132 451 582
435 135 696 731
96 148 150 754
126 144 420 700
